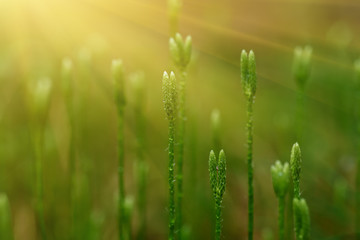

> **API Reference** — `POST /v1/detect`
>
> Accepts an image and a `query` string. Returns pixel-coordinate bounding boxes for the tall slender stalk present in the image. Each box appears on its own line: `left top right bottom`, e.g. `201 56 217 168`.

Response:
293 198 310 240
61 58 77 239
290 143 302 200
289 143 311 239
162 71 177 240
28 77 52 240
0 193 13 240
292 45 312 143
124 196 134 240
240 50 257 240
112 59 126 240
354 58 360 235
169 33 192 240
271 161 290 240
130 72 148 240
209 150 227 240
289 46 312 239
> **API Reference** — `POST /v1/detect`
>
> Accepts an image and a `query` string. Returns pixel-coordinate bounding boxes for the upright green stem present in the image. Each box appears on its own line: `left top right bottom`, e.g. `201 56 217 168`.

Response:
209 150 226 240
176 70 186 239
137 162 147 240
117 106 125 240
34 129 47 240
133 74 147 240
278 197 285 240
0 194 13 240
163 71 177 240
354 59 360 236
168 120 176 240
69 114 76 240
64 81 76 240
355 93 360 235
246 99 254 240
215 196 222 240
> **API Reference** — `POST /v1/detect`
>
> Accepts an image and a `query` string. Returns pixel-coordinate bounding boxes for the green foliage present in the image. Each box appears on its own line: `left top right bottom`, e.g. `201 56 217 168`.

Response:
112 59 127 240
169 33 192 71
162 71 177 240
208 150 227 240
240 50 257 100
0 193 13 240
112 59 126 107
61 58 73 98
169 33 192 239
27 78 53 124
293 198 310 240
271 161 290 198
292 46 312 90
290 143 302 199
61 57 76 239
162 71 177 122
123 196 134 240
241 49 257 240
130 72 148 240
271 161 290 240
27 77 52 240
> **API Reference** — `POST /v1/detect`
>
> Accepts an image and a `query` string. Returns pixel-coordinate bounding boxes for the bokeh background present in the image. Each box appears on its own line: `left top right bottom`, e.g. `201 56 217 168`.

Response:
0 0 360 239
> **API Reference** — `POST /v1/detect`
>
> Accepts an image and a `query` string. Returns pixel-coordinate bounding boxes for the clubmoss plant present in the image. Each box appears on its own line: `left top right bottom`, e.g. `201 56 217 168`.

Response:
293 198 310 240
211 109 221 153
292 45 312 142
240 49 257 240
209 150 227 240
112 59 127 240
162 71 177 240
124 196 134 240
271 161 290 240
28 77 52 240
0 193 13 240
130 72 148 240
61 57 76 239
290 142 302 199
355 58 360 233
169 32 192 239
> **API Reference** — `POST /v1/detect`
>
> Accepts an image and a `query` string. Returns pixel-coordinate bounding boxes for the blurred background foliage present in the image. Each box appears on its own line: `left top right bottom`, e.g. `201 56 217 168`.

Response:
0 0 360 239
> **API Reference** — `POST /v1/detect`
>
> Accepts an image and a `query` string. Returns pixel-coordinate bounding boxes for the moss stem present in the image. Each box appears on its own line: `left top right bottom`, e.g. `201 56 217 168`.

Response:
176 70 186 239
246 99 254 240
278 197 285 240
168 120 176 240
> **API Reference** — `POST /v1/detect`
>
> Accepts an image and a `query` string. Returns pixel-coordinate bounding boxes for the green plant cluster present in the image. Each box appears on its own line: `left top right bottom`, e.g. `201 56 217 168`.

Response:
209 150 227 240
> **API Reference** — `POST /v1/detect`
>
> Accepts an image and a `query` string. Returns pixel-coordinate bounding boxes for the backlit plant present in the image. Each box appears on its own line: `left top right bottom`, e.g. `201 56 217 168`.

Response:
271 161 290 240
112 59 127 240
162 71 177 240
209 150 227 240
61 57 76 239
169 32 192 239
289 143 311 239
293 198 310 240
130 72 148 240
0 193 13 240
290 143 302 199
354 58 360 232
240 49 257 240
292 45 312 142
27 77 52 240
